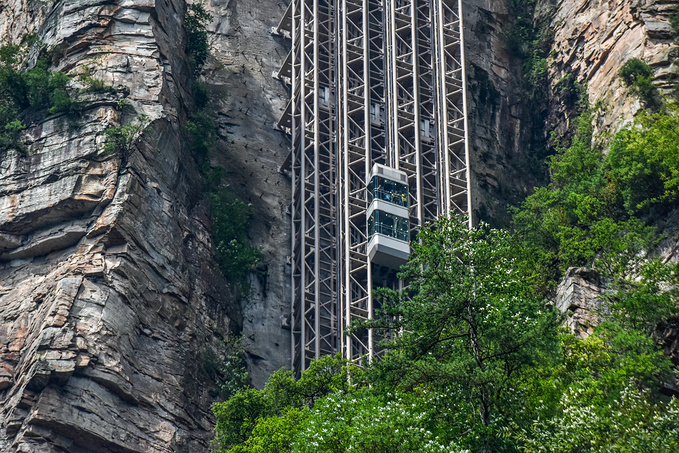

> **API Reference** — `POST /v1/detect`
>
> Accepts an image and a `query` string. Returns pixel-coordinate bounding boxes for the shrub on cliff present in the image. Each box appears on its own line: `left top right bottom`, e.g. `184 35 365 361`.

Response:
619 58 661 109
0 39 79 152
209 187 261 295
608 103 679 212
512 113 658 291
185 4 212 77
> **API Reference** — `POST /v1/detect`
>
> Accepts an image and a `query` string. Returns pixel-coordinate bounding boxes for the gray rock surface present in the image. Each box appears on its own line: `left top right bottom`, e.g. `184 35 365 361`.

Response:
555 267 609 338
0 0 237 451
199 0 292 389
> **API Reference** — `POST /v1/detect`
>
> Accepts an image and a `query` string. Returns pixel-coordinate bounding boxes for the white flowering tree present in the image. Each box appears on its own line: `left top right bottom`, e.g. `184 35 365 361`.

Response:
361 216 560 451
291 390 466 453
519 386 679 452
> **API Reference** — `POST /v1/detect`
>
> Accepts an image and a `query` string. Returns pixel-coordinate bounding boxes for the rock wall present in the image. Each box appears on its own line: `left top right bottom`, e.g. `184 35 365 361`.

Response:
555 267 610 338
463 0 545 226
546 0 679 135
541 0 679 342
463 0 679 225
0 0 239 451
199 0 292 389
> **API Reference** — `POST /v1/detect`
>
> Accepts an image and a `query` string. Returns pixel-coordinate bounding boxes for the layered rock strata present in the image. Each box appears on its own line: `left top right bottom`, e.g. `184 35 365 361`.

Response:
0 0 245 451
546 0 679 135
555 267 610 338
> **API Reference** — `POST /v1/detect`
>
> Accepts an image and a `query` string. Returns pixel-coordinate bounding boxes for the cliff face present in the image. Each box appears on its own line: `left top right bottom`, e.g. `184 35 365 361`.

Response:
546 0 679 134
0 0 292 448
199 0 292 389
542 0 679 357
464 0 679 224
463 0 544 226
0 0 240 451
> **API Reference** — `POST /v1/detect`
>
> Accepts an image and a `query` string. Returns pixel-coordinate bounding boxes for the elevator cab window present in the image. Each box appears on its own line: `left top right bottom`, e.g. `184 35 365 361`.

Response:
366 164 411 268
367 174 409 207
368 210 410 242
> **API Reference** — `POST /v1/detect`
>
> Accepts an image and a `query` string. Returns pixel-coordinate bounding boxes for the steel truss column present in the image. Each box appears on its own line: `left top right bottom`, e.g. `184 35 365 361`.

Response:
386 0 423 224
290 0 338 373
339 0 373 364
290 0 304 374
414 0 439 224
284 0 471 373
432 0 471 222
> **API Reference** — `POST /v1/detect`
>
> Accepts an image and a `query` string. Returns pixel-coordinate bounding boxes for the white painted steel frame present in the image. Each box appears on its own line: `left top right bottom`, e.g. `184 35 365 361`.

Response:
288 0 338 373
279 0 471 372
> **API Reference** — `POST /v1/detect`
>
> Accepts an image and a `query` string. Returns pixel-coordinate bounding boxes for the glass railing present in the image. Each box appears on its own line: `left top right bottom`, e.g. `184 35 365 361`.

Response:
368 210 409 242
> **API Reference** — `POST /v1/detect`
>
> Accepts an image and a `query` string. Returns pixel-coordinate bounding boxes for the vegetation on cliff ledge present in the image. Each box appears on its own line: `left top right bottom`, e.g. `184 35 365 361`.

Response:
0 37 79 152
182 2 261 297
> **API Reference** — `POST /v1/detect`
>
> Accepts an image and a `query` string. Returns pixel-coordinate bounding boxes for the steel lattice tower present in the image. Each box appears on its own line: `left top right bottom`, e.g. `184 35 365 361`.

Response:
274 0 471 372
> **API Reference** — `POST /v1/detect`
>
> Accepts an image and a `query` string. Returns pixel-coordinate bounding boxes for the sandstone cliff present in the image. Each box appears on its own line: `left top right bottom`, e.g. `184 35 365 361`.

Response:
546 0 679 135
541 0 679 344
0 0 291 450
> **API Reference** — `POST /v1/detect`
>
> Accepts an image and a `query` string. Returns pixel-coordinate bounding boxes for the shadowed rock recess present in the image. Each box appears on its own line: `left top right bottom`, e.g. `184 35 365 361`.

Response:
463 0 543 226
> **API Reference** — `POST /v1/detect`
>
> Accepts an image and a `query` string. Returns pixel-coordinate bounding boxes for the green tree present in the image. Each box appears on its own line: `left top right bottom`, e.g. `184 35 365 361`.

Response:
619 58 660 109
0 39 80 151
608 104 679 212
291 389 463 453
185 3 212 77
512 112 658 290
362 216 559 451
212 355 357 452
607 259 679 334
209 187 261 295
519 386 679 452
521 323 673 420
228 407 307 453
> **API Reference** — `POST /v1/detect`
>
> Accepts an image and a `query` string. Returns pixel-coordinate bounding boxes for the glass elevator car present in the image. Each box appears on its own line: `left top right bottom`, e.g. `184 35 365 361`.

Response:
367 164 410 268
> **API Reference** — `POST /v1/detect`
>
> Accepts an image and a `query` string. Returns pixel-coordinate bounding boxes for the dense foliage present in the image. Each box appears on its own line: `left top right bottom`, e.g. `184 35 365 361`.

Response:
511 107 679 291
213 221 678 452
0 38 78 151
1 36 130 155
359 217 559 445
619 58 660 109
103 114 149 154
210 187 261 294
213 222 678 453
